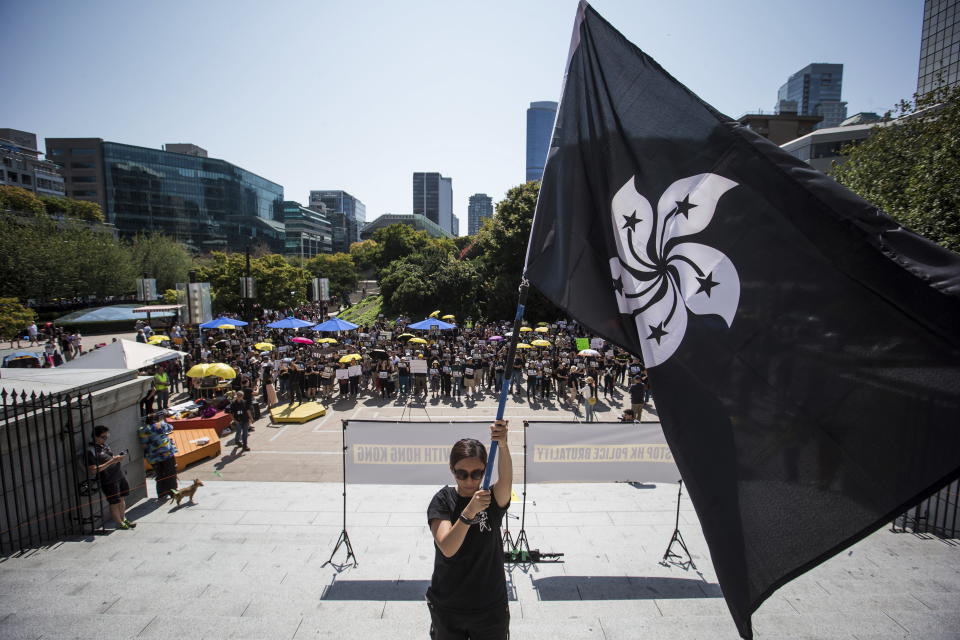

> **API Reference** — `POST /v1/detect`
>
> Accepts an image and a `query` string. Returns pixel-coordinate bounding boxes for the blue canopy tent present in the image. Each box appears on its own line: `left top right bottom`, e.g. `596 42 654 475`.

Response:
199 316 248 329
407 318 456 330
312 317 360 332
266 317 315 329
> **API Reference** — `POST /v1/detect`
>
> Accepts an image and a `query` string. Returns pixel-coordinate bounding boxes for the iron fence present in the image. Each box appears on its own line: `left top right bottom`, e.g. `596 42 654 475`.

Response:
0 389 103 555
893 478 959 539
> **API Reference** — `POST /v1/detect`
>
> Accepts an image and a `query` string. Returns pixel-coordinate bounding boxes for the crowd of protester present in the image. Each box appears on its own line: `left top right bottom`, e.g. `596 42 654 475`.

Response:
139 303 653 421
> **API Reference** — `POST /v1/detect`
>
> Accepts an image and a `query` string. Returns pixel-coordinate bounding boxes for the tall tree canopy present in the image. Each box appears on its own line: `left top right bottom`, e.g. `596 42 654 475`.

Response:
831 84 960 252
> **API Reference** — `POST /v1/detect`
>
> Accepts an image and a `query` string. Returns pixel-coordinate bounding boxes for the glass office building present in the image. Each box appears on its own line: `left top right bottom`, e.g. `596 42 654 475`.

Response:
412 172 453 235
309 190 366 253
467 193 493 236
918 0 960 96
46 138 285 253
283 200 332 259
776 64 847 130
525 101 557 182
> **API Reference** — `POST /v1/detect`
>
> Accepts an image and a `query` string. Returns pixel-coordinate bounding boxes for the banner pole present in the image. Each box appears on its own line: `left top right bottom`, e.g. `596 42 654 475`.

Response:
482 279 530 491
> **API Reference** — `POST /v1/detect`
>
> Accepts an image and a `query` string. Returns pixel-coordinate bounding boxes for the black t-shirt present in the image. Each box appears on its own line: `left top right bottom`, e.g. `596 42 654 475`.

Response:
86 442 121 484
230 398 249 423
426 485 509 613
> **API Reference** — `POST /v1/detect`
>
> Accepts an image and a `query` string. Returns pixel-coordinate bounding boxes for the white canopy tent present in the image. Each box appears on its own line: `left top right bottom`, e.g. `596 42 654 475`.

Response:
59 339 184 371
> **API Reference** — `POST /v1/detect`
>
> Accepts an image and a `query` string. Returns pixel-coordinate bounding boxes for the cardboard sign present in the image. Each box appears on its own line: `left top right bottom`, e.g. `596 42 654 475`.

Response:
336 369 349 380
348 365 362 377
575 338 590 351
410 359 428 374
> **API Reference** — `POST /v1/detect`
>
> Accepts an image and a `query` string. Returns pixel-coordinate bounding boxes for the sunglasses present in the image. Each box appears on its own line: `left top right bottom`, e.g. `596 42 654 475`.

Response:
453 468 486 481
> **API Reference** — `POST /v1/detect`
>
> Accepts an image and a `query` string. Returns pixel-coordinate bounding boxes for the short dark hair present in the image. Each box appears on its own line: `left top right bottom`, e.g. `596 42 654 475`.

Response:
449 438 487 470
93 425 109 438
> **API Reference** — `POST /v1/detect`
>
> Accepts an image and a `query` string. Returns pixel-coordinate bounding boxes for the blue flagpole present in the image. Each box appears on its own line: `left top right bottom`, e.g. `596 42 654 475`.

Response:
481 278 530 490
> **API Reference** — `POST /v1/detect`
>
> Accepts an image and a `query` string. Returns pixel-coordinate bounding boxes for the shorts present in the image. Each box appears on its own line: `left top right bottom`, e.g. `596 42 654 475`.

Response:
100 474 130 505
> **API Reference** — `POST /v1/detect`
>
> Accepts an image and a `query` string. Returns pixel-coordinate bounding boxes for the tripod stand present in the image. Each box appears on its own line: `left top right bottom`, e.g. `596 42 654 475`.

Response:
323 420 358 571
661 479 695 570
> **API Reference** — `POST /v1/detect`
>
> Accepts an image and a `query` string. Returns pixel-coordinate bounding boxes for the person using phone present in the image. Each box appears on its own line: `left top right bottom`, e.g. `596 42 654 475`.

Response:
426 420 512 639
85 425 135 530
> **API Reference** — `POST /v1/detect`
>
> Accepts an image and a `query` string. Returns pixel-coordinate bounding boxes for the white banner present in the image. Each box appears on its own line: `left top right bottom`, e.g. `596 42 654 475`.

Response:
526 421 679 483
345 421 499 484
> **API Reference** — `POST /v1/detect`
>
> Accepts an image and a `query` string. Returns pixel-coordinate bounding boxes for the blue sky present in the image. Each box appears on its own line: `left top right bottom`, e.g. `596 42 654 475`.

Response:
1 1 922 233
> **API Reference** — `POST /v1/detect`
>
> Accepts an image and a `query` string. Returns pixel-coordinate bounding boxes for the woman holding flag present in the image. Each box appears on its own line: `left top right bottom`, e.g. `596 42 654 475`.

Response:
426 419 512 639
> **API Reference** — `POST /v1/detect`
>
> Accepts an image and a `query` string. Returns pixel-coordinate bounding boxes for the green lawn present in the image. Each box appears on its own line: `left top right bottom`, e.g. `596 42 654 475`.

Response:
337 294 382 327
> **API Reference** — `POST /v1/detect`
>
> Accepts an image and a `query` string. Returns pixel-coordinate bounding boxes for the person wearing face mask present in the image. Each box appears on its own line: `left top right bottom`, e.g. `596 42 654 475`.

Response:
426 420 512 639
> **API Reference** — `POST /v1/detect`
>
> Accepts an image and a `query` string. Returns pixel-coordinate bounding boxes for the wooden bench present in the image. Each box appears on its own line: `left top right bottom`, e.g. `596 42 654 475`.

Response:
144 428 220 472
167 410 233 437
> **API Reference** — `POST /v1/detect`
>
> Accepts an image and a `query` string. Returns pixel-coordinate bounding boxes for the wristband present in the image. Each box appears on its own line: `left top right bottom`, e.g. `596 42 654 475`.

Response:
458 513 475 526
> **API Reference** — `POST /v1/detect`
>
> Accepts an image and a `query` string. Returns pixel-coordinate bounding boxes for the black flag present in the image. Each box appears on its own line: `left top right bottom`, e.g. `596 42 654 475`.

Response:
525 3 960 638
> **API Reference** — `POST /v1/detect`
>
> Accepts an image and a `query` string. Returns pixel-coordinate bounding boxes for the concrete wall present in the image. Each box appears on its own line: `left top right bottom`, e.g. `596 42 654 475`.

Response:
0 375 150 553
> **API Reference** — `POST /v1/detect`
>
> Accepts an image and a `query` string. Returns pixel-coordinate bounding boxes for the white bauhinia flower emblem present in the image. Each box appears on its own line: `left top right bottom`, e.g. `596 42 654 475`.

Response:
609 173 740 366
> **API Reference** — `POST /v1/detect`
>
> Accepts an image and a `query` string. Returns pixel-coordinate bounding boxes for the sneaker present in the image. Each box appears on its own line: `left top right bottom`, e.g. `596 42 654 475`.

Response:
123 519 137 529
243 446 251 451
117 521 131 530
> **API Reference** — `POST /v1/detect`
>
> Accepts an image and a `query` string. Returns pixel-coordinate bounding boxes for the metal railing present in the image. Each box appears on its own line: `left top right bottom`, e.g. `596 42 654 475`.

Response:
893 479 959 539
0 389 102 555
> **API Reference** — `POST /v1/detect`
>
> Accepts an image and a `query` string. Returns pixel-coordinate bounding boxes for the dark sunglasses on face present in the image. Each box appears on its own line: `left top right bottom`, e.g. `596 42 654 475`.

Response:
453 468 485 481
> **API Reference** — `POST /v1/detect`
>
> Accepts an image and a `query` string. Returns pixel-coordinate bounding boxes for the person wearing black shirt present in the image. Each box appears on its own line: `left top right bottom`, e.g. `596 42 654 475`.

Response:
427 421 512 639
85 425 135 530
229 392 252 451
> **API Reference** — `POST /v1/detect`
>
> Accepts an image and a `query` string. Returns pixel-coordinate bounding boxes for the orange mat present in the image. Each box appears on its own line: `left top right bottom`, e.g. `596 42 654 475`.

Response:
145 428 221 472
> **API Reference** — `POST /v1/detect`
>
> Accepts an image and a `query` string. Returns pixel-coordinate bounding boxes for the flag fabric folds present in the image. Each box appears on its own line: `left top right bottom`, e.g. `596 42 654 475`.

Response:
524 3 960 638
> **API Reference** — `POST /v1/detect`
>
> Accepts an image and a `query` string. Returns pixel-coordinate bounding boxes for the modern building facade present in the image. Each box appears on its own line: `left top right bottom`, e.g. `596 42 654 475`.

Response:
451 214 459 237
467 193 493 236
737 112 823 146
283 200 332 259
45 138 285 253
777 64 847 130
162 143 208 157
780 122 876 173
412 172 454 235
525 101 557 182
360 213 452 240
918 0 960 96
0 129 66 197
308 190 365 252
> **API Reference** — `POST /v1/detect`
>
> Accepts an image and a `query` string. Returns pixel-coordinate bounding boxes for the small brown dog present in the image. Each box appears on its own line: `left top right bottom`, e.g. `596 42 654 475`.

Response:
171 479 204 505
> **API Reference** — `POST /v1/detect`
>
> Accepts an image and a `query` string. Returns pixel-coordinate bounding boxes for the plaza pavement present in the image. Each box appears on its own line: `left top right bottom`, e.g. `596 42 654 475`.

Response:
1 345 959 638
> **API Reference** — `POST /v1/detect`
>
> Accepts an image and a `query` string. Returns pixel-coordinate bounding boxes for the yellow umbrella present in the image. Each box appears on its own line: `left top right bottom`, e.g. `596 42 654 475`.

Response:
516 343 533 349
254 342 274 351
207 363 237 379
441 314 456 320
316 338 338 344
409 337 428 344
429 310 441 318
531 339 551 347
147 335 169 344
519 327 533 333
339 353 362 363
217 324 236 330
397 333 415 340
534 326 550 333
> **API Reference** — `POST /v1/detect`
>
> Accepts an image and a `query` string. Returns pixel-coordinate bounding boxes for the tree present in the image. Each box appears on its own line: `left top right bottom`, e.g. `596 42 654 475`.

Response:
0 216 134 301
831 84 960 252
349 239 382 273
194 252 311 313
475 181 559 321
0 298 36 341
38 195 72 215
371 224 431 269
0 186 45 215
68 199 106 223
305 253 359 302
127 232 193 291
